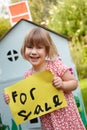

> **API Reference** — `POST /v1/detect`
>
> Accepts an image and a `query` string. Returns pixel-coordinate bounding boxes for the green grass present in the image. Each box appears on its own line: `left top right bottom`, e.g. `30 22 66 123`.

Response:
79 78 87 129
79 79 87 115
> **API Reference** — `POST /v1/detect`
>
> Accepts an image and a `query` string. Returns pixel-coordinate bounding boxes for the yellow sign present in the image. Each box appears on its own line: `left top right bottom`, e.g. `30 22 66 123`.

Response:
4 70 67 125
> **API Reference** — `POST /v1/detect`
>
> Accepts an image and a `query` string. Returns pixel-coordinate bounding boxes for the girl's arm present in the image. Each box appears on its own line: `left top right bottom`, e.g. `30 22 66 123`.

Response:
52 70 78 92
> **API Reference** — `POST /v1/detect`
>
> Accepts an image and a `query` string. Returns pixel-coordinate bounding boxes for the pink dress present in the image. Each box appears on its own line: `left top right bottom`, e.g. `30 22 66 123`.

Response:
24 59 86 130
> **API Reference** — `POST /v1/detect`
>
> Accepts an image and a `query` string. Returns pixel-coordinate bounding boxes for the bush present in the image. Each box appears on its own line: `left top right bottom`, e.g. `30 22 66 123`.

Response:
0 18 11 39
77 64 87 79
70 42 87 79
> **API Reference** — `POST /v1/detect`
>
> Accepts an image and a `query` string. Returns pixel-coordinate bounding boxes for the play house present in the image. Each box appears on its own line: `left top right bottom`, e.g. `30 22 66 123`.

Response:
0 19 87 130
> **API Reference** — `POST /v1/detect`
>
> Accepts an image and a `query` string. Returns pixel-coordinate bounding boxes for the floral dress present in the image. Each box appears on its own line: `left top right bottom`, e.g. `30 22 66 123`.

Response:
24 59 86 130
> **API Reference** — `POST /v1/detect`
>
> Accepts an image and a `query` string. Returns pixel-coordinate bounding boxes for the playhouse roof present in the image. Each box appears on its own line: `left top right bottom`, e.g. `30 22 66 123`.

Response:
0 19 69 41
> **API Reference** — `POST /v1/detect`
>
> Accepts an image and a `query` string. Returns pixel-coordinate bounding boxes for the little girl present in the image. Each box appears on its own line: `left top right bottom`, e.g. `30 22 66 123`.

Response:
4 27 86 130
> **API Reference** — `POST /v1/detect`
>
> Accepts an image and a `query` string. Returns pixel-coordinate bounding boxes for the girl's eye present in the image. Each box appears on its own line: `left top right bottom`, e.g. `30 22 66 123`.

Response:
27 46 33 48
37 46 43 49
38 46 42 49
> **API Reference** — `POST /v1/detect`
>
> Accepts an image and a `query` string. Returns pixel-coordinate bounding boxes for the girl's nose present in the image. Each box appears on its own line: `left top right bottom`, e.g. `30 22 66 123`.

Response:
31 48 37 54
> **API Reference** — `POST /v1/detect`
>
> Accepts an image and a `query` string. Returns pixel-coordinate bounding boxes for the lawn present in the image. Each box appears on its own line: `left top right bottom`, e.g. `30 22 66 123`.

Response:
79 78 87 115
79 78 87 129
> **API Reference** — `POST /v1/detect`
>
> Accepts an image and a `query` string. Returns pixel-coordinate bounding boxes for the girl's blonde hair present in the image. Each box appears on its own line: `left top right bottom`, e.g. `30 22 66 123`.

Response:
21 27 58 60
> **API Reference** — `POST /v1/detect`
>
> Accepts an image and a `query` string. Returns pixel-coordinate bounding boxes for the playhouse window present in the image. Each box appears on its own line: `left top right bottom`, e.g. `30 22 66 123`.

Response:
7 50 19 62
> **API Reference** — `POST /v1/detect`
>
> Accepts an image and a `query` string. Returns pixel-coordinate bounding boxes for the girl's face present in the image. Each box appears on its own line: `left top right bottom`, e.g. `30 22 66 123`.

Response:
25 44 47 69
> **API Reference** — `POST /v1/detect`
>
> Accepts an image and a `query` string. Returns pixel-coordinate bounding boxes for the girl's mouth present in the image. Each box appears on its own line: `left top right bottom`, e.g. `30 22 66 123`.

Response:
30 56 40 61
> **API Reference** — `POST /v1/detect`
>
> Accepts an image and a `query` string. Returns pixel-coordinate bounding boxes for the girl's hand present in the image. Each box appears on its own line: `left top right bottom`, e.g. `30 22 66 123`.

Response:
3 93 10 104
52 76 63 89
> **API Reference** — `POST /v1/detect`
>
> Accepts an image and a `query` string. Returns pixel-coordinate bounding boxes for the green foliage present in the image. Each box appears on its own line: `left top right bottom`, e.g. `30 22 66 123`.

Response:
0 18 11 39
48 0 87 40
70 41 87 79
11 0 20 3
28 0 57 27
28 0 45 25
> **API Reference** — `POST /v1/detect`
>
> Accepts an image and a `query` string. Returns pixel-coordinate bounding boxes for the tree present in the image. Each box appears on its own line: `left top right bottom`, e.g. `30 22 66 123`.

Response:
47 0 87 43
28 0 58 27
